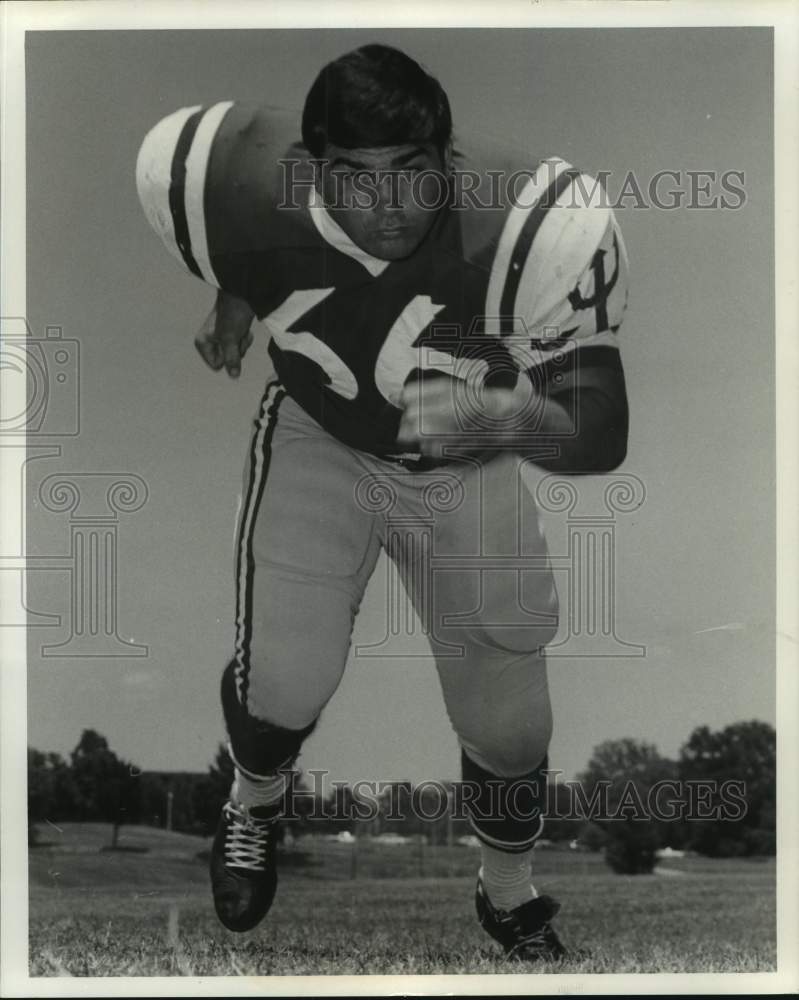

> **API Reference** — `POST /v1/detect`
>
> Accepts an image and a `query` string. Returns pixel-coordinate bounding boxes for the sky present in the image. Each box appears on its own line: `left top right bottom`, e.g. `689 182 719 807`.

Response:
20 26 775 786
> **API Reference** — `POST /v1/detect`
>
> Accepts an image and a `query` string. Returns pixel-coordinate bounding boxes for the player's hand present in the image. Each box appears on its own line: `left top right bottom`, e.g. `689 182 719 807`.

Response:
397 376 529 458
194 290 256 378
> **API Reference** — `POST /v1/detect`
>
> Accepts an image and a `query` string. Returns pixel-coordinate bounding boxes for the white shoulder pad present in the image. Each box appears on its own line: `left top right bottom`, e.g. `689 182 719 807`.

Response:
485 158 629 360
135 102 234 286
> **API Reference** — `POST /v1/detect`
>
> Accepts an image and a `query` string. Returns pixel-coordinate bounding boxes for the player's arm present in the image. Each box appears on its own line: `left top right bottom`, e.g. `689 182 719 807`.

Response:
398 359 628 471
400 192 631 470
194 290 256 378
135 102 290 376
486 350 629 473
492 195 631 473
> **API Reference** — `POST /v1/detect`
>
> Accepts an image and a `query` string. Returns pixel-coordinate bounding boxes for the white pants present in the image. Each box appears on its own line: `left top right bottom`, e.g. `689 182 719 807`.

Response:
232 386 558 778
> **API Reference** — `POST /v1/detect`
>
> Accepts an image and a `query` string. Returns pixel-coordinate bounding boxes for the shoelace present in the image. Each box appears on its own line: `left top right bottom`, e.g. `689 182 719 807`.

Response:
491 902 560 959
223 801 275 871
507 925 553 958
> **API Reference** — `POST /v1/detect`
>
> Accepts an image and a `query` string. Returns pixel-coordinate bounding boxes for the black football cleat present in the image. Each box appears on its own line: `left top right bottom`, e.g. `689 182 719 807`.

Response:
210 799 280 932
476 878 567 962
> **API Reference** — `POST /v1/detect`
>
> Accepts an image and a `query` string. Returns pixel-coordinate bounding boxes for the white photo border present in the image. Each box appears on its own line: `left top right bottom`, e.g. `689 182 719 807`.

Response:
1 1 796 996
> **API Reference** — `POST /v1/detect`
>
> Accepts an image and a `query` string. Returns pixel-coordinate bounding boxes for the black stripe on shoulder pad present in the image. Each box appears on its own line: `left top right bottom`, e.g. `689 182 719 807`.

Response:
168 107 205 279
499 167 581 334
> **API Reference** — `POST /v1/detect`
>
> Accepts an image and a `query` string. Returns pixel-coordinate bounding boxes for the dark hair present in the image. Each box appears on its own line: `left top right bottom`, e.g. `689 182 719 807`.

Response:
301 44 452 158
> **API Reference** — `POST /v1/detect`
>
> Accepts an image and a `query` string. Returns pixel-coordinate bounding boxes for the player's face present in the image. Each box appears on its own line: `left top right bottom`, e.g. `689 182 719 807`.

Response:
319 142 449 261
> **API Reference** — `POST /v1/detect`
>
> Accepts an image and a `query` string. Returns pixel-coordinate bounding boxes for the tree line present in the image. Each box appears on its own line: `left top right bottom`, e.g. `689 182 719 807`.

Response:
28 720 775 873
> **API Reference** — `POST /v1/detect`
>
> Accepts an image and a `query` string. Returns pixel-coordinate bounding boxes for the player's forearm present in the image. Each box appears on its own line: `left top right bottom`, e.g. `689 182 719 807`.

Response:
508 389 628 474
215 289 256 328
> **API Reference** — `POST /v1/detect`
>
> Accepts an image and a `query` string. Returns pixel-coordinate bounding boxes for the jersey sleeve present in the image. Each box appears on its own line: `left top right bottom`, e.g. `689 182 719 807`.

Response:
481 158 629 388
135 102 303 303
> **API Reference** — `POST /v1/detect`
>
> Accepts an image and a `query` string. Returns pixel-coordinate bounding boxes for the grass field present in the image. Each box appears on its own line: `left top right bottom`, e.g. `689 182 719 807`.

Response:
28 823 776 977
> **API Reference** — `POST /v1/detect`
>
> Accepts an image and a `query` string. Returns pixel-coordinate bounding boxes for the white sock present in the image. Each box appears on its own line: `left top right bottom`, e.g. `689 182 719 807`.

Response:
230 767 287 812
479 843 538 912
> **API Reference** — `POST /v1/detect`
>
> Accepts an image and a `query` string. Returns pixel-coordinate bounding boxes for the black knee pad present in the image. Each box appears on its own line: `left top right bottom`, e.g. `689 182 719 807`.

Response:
221 659 317 775
458 748 549 852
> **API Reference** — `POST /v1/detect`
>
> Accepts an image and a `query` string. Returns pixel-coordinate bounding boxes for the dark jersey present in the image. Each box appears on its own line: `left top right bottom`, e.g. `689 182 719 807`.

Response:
136 102 628 456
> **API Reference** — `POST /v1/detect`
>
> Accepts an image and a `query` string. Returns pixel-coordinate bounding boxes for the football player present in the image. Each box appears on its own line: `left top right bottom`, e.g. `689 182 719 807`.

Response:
136 44 629 962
